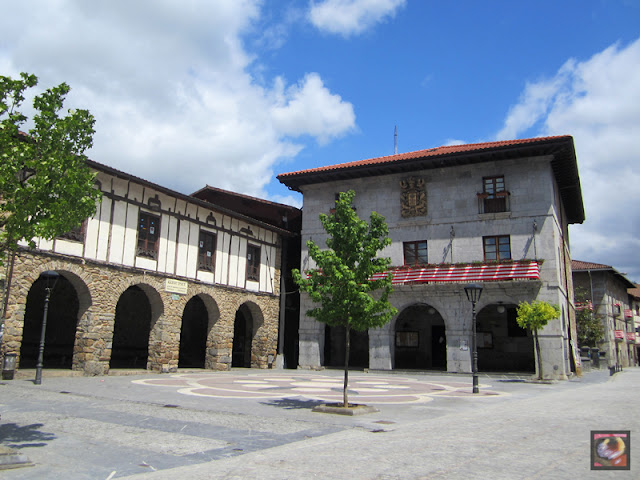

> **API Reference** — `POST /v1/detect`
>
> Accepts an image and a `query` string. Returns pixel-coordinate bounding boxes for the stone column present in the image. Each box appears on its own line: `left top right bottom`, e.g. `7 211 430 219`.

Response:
369 324 392 370
298 321 323 368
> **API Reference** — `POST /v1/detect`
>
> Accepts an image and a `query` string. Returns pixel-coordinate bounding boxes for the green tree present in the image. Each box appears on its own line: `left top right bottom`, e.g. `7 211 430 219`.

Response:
574 287 604 347
0 72 100 261
0 73 101 323
516 301 561 379
293 190 397 407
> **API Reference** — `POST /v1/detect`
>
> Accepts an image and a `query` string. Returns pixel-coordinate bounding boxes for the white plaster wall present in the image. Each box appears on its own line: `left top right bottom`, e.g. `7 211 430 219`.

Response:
108 200 127 265
53 239 83 257
122 203 138 267
95 196 111 262
23 169 282 297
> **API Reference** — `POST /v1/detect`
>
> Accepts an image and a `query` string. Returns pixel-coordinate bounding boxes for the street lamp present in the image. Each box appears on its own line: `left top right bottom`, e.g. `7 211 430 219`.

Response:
35 271 60 385
464 283 483 394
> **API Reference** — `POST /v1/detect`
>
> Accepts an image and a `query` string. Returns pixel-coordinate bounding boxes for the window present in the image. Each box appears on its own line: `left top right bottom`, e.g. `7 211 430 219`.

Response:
246 244 261 282
481 176 508 213
403 241 428 266
483 235 511 261
137 212 160 259
198 230 216 272
58 220 86 242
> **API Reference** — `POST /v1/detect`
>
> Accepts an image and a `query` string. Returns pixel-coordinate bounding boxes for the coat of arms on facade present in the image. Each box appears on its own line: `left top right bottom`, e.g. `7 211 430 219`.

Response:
400 176 427 217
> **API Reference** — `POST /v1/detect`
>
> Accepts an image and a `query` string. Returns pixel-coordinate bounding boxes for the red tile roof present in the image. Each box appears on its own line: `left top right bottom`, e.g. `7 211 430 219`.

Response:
571 260 613 271
572 260 636 289
277 134 584 224
278 135 572 178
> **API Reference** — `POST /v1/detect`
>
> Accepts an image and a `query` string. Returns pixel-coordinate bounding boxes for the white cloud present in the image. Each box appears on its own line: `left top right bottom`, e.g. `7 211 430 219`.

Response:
271 73 356 144
0 0 355 199
308 0 406 37
496 38 640 282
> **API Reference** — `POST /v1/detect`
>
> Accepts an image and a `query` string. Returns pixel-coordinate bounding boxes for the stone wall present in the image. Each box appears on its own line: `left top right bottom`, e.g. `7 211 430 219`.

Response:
1 249 280 375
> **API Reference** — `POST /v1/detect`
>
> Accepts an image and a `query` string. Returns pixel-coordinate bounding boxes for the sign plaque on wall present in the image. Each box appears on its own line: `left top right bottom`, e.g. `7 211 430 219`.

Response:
165 278 188 295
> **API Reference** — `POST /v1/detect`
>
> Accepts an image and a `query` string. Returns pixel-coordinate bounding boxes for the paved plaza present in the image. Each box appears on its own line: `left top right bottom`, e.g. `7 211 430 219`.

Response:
0 368 638 479
132 372 503 403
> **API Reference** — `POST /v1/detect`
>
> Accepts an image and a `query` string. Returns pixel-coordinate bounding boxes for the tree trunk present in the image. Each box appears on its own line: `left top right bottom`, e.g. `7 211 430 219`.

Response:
343 324 350 407
534 328 543 380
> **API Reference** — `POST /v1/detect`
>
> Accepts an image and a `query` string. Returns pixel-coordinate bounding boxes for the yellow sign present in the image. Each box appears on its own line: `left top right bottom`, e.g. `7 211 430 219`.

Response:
165 278 188 295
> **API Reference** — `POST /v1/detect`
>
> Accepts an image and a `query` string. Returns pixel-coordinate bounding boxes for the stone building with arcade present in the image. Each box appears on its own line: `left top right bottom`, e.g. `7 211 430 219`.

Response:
1 159 299 376
278 135 585 380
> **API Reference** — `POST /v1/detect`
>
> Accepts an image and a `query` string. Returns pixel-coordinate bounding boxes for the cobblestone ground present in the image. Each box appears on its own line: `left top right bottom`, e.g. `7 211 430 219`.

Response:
2 368 637 480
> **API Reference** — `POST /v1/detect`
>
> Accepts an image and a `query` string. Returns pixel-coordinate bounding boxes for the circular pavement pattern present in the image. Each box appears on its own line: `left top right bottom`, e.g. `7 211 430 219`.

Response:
133 373 505 404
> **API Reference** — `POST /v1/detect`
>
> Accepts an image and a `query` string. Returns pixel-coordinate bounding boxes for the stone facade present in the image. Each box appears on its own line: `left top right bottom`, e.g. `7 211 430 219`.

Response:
279 136 585 380
2 250 280 375
572 261 636 368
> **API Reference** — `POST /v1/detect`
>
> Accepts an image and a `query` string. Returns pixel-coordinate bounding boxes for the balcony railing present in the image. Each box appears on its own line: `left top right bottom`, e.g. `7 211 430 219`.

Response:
371 260 541 285
477 191 510 214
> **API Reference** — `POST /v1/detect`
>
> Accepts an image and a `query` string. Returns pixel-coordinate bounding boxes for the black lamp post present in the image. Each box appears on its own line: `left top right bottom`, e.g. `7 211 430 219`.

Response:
464 283 483 394
35 271 59 385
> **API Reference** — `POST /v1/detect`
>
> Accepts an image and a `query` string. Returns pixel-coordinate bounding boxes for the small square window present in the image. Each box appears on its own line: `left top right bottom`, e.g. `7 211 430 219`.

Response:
483 235 511 261
403 241 428 266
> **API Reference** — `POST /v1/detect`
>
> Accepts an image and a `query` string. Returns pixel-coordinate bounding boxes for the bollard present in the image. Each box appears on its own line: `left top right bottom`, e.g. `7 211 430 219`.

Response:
591 348 600 368
2 353 17 380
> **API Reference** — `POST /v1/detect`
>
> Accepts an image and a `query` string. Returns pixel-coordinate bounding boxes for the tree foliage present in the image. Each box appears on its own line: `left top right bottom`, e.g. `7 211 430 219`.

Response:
516 300 560 379
293 190 397 405
574 287 605 347
516 301 560 331
293 190 396 331
0 72 101 264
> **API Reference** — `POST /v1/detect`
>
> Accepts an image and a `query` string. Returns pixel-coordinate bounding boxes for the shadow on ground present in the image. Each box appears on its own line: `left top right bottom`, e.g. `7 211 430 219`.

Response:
259 397 325 410
0 423 56 448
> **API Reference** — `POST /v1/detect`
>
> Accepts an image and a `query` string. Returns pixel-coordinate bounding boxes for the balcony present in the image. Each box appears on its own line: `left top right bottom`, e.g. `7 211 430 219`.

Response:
477 191 510 214
371 260 541 285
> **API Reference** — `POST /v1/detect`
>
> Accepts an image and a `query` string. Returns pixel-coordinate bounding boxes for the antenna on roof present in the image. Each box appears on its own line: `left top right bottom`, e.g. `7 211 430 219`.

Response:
394 125 398 155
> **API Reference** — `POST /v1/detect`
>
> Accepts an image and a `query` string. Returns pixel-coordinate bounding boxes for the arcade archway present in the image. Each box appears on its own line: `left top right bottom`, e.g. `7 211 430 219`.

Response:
110 285 154 369
178 295 209 368
394 304 446 370
20 272 80 369
232 304 254 367
476 303 534 372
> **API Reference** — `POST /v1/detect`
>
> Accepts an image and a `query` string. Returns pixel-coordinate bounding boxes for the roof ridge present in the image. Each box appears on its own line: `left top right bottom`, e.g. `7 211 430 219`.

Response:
278 135 572 178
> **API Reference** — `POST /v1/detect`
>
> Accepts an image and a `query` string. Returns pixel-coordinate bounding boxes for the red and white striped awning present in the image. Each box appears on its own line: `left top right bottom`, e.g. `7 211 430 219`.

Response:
370 261 541 285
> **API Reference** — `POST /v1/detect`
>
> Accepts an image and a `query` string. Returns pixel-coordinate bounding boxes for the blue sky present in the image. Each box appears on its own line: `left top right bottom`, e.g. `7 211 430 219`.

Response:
1 0 639 281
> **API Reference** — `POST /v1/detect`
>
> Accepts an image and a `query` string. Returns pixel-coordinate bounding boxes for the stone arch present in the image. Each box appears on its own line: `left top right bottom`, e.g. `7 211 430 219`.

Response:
18 268 91 369
232 301 268 368
393 303 446 370
109 283 164 369
476 302 534 372
179 293 220 369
